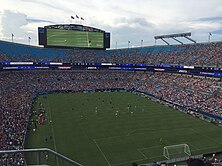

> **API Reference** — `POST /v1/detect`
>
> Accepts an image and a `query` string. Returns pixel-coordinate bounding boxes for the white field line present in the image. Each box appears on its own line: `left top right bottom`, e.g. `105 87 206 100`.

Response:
46 99 59 166
137 149 148 159
95 128 222 166
112 144 222 166
93 139 111 166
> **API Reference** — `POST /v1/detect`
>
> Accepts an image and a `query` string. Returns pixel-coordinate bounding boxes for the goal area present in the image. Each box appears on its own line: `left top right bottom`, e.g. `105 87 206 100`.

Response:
163 144 191 159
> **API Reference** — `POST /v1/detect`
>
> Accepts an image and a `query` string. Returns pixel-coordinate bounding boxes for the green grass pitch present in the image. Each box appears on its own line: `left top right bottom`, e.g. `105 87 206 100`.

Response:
25 92 222 166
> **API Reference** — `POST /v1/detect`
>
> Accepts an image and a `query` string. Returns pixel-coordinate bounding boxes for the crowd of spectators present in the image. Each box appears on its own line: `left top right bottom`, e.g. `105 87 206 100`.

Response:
185 153 222 166
0 70 136 165
1 39 222 165
1 40 222 67
1 70 222 163
136 72 222 117
95 42 222 67
1 70 222 164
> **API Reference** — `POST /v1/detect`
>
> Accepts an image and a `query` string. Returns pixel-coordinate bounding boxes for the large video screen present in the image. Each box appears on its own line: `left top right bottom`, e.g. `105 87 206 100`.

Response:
46 28 104 49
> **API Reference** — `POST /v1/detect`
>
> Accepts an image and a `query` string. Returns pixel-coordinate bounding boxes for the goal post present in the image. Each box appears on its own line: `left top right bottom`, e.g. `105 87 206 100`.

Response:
163 144 191 160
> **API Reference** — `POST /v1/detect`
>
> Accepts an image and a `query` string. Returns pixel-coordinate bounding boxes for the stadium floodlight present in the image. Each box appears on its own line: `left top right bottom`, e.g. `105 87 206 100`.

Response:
163 144 191 160
12 33 14 42
141 40 143 47
28 36 31 45
154 32 191 39
154 32 196 45
208 32 212 42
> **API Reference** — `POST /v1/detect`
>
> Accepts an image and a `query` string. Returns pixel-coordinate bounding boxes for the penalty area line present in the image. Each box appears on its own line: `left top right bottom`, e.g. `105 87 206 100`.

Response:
93 139 111 166
137 149 148 159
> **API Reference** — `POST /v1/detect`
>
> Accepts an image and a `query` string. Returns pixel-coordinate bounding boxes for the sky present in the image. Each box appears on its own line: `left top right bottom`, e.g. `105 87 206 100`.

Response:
1 0 222 48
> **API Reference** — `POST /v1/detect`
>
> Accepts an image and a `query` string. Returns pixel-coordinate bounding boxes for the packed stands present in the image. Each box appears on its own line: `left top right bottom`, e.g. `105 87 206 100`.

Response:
1 39 222 165
1 71 222 157
1 40 222 66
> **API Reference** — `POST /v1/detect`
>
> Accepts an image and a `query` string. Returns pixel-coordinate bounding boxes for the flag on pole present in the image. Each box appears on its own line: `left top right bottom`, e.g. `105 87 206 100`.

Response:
76 15 79 19
11 33 14 42
71 16 75 19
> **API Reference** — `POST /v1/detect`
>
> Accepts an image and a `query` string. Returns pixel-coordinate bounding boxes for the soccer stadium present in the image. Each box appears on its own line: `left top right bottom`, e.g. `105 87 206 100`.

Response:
1 1 222 166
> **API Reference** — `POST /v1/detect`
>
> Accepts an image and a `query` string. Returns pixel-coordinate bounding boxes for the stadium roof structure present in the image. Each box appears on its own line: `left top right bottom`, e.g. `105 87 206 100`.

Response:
44 24 105 32
154 32 196 45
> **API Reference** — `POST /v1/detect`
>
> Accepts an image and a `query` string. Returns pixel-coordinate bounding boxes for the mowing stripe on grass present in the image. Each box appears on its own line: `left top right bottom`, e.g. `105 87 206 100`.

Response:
94 134 126 141
184 142 199 151
111 155 163 166
95 127 192 142
190 128 219 145
111 158 147 166
25 92 222 166
139 145 163 151
192 144 222 153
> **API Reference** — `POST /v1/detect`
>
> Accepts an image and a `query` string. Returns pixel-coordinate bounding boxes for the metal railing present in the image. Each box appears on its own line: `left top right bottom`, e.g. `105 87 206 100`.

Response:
0 148 83 166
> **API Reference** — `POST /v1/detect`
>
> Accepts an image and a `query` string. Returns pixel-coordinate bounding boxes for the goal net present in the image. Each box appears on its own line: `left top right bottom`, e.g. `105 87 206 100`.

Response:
163 144 191 160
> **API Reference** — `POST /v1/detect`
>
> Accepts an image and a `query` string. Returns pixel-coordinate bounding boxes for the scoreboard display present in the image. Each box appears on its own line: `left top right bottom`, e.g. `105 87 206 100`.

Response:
38 24 110 49
47 28 104 48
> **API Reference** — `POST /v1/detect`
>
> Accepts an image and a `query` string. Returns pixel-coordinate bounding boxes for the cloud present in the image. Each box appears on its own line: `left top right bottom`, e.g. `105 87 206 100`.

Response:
86 16 156 48
0 10 54 44
1 10 28 40
113 17 154 29
211 29 222 34
195 17 222 23
26 18 55 24
1 0 222 48
19 0 74 13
